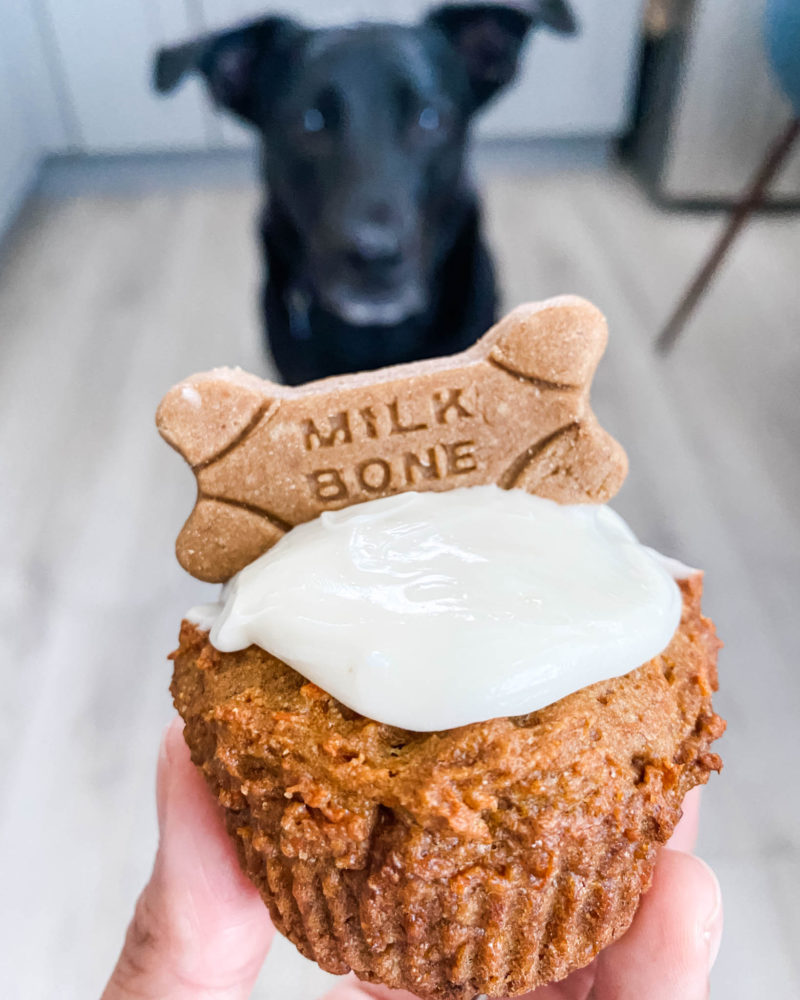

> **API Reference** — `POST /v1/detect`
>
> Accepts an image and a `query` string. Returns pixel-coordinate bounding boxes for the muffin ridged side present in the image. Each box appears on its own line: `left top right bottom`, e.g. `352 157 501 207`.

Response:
170 574 723 999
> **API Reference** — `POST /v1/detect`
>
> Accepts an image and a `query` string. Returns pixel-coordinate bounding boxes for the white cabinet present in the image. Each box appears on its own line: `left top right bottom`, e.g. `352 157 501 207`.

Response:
0 3 66 232
39 0 213 151
31 0 645 154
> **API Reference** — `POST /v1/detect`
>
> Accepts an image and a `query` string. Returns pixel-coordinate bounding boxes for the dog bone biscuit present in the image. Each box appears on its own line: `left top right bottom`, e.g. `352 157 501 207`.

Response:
158 296 628 581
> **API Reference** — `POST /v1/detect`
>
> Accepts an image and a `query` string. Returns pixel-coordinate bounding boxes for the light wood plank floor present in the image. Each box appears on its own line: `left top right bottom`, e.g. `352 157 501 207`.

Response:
1 167 798 999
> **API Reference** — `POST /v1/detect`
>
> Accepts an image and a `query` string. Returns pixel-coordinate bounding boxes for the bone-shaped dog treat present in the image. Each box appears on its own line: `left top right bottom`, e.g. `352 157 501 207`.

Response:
158 296 628 582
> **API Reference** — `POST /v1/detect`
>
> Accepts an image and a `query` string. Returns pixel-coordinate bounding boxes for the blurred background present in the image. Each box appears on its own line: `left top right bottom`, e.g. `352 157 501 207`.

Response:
1 0 798 997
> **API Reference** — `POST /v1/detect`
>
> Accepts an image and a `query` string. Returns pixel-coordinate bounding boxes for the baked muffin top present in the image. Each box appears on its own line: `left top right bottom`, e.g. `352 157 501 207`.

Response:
172 573 722 860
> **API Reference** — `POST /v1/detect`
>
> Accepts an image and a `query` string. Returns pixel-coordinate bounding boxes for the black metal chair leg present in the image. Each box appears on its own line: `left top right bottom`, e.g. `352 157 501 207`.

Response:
656 116 800 354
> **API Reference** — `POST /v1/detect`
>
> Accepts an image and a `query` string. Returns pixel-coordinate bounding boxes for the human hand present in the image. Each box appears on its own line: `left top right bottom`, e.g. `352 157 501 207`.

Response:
102 719 722 1000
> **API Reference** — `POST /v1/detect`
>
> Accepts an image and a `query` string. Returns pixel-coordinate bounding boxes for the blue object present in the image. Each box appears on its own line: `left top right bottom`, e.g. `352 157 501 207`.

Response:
765 0 800 114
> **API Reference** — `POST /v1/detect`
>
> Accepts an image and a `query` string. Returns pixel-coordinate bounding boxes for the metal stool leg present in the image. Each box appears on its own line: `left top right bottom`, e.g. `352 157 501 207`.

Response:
656 116 800 354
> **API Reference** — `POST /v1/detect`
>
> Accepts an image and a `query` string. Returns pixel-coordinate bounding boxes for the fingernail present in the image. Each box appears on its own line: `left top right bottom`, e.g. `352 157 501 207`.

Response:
697 858 723 972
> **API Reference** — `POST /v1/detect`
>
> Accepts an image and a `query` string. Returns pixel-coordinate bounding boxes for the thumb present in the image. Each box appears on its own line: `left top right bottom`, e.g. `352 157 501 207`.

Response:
590 848 723 1000
102 717 273 1000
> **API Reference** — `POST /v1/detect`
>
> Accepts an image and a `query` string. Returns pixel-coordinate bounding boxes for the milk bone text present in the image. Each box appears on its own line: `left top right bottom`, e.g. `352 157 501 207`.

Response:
301 389 477 501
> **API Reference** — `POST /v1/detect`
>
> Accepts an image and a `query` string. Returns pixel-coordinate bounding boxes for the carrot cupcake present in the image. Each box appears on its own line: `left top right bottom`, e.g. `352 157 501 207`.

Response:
159 297 724 998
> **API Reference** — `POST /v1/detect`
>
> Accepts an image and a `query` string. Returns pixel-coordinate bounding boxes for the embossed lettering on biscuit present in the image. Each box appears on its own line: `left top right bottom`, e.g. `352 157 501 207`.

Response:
157 296 628 582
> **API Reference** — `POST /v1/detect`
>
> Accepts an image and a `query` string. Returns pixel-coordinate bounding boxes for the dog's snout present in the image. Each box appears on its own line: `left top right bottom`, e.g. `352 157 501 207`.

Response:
345 224 404 271
364 201 394 227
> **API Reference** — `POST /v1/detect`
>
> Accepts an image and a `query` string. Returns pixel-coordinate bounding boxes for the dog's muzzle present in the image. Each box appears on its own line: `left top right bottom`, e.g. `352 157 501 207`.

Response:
314 228 428 326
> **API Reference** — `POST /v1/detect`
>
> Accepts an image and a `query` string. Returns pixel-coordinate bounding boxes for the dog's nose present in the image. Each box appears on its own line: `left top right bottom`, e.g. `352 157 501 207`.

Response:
345 224 404 273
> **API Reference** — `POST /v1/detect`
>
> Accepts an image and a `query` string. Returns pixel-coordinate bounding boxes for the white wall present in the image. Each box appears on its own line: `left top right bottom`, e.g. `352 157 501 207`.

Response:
40 0 215 151
0 3 67 234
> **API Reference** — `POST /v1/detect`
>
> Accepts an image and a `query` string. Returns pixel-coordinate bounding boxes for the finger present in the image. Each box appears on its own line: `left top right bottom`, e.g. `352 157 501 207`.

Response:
323 980 421 1000
590 849 722 1000
102 717 273 1000
667 786 702 853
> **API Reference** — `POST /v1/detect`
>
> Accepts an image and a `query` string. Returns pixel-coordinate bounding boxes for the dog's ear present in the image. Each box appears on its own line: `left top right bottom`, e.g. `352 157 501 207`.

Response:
153 16 304 125
530 0 578 35
425 1 577 109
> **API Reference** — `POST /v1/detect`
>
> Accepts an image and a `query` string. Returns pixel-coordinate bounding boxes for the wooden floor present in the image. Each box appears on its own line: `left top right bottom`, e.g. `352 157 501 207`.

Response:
1 166 799 999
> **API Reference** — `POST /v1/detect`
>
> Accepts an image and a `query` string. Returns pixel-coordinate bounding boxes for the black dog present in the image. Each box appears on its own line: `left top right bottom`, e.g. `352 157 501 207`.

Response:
155 2 576 385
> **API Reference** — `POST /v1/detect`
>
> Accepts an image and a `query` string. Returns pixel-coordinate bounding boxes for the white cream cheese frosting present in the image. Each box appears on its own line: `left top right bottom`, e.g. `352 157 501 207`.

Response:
187 486 684 731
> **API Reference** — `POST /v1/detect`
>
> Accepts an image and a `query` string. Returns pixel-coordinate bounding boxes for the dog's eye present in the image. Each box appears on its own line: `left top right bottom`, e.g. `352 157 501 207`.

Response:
303 108 326 133
418 107 441 132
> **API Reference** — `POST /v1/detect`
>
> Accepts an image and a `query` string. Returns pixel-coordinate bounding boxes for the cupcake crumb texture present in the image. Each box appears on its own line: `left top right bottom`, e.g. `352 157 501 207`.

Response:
170 572 724 999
